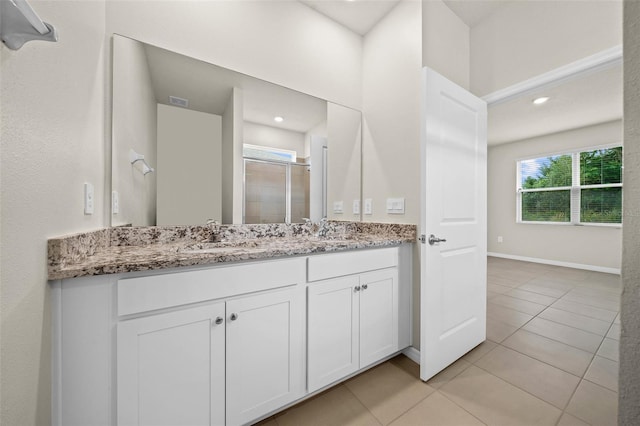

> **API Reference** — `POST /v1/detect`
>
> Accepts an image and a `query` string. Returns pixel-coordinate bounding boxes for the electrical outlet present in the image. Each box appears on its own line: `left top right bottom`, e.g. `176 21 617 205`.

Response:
353 199 360 214
333 201 344 214
364 198 373 215
497 236 503 243
84 183 94 215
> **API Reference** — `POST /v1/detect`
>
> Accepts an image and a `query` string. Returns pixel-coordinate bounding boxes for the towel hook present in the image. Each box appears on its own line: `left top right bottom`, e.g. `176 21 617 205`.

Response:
1 0 58 50
129 149 155 176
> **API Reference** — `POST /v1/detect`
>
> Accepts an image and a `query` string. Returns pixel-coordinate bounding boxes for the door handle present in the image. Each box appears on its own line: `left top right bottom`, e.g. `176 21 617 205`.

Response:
428 234 447 245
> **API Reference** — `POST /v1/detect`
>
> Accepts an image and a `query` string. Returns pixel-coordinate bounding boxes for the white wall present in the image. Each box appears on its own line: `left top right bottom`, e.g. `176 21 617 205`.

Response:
112 35 157 226
422 0 470 90
327 103 362 221
362 0 422 224
488 120 623 270
620 2 640 421
243 122 306 158
221 87 244 224
304 120 327 159
0 1 107 425
157 105 222 225
471 0 622 96
363 0 470 351
105 0 363 110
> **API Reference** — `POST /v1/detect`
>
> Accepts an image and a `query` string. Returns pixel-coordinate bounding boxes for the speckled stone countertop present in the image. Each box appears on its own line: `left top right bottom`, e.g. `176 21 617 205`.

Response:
48 221 417 280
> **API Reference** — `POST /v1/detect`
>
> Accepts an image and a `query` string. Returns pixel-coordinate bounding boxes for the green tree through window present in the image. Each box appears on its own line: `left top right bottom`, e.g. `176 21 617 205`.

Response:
518 147 622 224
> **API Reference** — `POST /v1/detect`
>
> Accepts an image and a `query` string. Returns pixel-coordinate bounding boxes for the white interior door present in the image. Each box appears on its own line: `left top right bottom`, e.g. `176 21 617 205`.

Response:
420 67 487 381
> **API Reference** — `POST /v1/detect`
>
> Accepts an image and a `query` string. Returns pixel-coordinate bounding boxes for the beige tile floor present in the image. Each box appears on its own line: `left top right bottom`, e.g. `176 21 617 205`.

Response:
257 258 620 426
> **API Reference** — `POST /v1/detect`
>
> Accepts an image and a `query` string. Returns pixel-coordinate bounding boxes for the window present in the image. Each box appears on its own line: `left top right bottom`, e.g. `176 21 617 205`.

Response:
243 144 297 163
517 146 622 225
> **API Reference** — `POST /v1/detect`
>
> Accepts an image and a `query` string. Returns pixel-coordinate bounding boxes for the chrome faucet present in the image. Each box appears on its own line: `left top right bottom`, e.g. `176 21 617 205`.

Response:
316 217 329 238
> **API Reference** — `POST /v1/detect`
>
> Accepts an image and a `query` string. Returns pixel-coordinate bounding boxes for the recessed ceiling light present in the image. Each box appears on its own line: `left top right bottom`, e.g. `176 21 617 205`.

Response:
532 96 550 105
274 116 284 123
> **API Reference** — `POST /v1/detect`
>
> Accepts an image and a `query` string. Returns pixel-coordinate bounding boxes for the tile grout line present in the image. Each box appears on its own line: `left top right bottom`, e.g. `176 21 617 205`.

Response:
434 390 490 426
339 384 384 426
530 307 614 337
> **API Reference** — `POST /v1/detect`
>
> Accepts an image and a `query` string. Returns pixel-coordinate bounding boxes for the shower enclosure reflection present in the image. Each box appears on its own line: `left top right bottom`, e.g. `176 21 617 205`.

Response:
244 159 310 224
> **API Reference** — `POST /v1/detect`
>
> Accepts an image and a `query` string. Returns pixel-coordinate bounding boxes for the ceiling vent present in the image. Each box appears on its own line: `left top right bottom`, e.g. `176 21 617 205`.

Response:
169 96 189 108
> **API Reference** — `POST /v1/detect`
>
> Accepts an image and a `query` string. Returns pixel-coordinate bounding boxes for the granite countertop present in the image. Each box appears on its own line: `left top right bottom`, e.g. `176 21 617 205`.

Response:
48 221 417 280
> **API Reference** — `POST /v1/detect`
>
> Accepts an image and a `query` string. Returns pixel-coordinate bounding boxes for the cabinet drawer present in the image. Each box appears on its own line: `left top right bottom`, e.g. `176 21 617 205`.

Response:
307 247 398 282
118 258 305 316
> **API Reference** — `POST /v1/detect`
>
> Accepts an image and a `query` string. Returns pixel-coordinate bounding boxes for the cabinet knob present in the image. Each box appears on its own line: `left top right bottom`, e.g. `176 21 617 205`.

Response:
215 317 223 325
362 284 368 290
230 313 239 321
354 286 361 292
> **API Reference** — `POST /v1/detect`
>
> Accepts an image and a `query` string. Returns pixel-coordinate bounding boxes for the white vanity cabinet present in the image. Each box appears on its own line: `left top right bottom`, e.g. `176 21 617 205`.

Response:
51 245 412 426
225 288 304 425
307 248 399 393
117 287 303 426
115 260 306 426
117 303 226 426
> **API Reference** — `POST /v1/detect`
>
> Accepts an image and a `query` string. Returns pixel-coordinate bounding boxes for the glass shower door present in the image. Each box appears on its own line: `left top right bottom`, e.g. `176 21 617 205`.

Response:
290 163 310 223
244 159 287 224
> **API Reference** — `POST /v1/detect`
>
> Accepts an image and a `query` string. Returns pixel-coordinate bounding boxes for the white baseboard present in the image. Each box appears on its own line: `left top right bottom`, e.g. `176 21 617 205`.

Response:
402 346 420 364
488 252 621 275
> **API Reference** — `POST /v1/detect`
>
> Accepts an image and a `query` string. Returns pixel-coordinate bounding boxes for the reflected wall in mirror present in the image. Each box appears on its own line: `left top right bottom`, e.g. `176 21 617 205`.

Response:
112 34 362 226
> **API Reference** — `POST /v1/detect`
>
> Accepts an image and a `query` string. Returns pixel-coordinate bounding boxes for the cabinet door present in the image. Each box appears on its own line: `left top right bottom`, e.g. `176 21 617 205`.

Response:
225 287 304 426
359 268 398 367
117 303 226 426
307 275 360 393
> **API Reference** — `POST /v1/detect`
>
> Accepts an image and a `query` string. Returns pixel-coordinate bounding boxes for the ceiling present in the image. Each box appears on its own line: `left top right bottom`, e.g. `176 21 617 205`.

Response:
298 0 512 35
143 2 622 146
295 0 622 146
488 63 623 145
299 0 401 35
442 0 511 27
143 43 327 134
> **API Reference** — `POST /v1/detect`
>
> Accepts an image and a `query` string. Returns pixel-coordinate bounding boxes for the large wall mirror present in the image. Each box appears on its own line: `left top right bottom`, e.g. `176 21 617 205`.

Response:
112 34 362 227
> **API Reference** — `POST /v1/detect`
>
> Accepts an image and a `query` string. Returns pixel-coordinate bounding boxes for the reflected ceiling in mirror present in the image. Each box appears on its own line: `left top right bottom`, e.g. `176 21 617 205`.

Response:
112 35 362 227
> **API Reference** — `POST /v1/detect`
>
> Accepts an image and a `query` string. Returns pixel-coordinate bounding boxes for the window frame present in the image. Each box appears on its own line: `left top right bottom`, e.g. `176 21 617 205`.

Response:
516 143 623 227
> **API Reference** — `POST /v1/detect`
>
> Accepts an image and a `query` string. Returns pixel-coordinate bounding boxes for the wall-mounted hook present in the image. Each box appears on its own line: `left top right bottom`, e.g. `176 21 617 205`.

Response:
1 0 58 50
129 149 155 176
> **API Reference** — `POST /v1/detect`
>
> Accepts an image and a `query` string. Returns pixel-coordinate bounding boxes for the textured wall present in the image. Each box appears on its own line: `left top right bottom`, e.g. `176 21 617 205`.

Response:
620 1 640 423
0 2 107 425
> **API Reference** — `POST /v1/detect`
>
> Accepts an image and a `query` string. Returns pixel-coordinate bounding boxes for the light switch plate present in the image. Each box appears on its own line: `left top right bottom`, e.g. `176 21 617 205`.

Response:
112 191 119 214
333 201 344 214
386 198 405 214
364 198 373 215
353 199 360 214
84 183 94 215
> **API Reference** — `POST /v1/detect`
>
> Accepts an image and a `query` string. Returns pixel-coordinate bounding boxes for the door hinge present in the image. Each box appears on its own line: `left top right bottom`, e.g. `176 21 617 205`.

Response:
419 234 426 244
